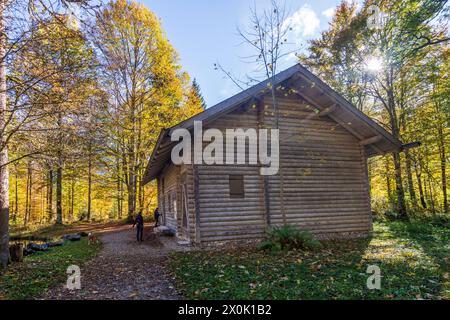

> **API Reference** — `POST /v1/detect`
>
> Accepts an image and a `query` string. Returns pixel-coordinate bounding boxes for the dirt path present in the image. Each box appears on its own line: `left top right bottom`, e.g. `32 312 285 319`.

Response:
40 225 190 300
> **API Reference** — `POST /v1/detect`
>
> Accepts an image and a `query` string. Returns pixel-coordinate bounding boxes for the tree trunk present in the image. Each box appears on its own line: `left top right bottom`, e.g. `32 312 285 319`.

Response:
386 74 407 218
127 136 136 220
414 163 427 209
385 156 392 208
127 178 135 220
437 126 448 213
441 153 448 214
138 162 144 212
24 162 32 226
56 109 63 225
70 179 74 222
116 155 122 220
13 162 18 221
40 175 45 223
47 169 53 221
28 163 33 222
24 164 29 225
393 152 407 218
138 172 142 212
56 165 63 224
119 180 123 219
428 176 436 214
405 150 417 211
87 147 92 221
137 112 143 213
0 0 10 268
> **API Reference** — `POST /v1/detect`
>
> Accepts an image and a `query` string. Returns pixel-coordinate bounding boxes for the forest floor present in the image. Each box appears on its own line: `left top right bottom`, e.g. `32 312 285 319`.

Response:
2 223 190 300
38 225 189 300
2 219 448 300
0 236 101 299
170 220 449 300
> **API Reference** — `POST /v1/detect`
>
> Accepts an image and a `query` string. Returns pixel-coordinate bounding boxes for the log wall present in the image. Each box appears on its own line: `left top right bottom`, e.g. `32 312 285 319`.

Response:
158 165 178 232
195 92 372 242
158 164 198 242
263 95 372 236
197 105 265 242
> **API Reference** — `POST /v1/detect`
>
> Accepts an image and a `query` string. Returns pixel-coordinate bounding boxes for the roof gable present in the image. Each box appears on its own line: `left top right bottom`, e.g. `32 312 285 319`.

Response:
143 63 403 184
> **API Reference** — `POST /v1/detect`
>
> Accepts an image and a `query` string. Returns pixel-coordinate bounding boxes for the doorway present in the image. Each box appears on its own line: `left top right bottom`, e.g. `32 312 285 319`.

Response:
180 174 190 241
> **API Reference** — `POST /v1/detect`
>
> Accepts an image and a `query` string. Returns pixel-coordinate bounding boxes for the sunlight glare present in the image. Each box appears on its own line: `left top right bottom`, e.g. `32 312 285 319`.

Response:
365 56 384 73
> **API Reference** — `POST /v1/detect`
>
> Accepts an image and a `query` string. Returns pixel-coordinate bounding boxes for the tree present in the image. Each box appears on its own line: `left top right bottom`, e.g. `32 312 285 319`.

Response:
301 0 448 218
215 0 297 224
299 2 369 111
0 0 9 269
216 0 294 128
93 0 202 220
191 79 207 110
18 16 96 224
0 0 97 269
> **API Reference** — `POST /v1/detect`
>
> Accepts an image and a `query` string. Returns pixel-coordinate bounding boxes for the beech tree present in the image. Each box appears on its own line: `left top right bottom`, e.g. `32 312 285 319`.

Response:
301 0 448 217
93 0 202 220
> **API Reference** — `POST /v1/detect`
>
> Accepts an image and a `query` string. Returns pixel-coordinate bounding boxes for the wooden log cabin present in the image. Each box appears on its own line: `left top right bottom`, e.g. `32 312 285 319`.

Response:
143 64 407 244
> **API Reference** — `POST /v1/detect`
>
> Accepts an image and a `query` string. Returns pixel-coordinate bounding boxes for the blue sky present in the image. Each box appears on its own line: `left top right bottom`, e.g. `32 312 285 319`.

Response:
142 0 343 107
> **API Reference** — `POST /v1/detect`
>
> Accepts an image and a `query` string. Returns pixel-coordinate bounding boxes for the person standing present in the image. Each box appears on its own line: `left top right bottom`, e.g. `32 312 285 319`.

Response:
154 207 160 228
133 211 144 242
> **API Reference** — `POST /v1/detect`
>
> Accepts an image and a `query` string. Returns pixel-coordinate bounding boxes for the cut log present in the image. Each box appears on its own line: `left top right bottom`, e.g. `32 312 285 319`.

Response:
9 243 24 262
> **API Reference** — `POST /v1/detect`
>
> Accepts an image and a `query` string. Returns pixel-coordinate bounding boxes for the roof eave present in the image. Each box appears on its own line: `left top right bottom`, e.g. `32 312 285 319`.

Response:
142 128 170 184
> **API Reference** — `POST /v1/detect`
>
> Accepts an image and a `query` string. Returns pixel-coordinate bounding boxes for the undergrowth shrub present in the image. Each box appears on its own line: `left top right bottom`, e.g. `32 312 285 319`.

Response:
428 214 449 228
257 225 322 252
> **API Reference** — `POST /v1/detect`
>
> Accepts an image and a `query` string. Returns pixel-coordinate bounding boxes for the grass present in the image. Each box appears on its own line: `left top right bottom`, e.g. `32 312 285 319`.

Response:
170 220 449 300
0 238 101 300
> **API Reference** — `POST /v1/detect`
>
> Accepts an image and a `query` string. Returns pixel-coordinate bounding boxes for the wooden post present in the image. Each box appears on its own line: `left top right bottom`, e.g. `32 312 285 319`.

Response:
361 146 373 233
193 164 201 244
272 96 286 225
176 166 181 229
256 99 271 228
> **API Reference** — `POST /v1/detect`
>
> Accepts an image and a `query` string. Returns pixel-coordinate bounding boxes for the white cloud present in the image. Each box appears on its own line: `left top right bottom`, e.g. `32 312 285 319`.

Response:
283 5 320 39
322 7 335 19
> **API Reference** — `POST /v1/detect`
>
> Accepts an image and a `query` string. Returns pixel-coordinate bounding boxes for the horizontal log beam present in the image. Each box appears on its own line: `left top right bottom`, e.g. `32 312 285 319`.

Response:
318 104 338 117
401 141 422 150
359 136 382 146
286 81 387 155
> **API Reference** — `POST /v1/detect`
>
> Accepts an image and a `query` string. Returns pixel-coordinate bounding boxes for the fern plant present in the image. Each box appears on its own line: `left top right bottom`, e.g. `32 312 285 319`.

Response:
257 225 322 252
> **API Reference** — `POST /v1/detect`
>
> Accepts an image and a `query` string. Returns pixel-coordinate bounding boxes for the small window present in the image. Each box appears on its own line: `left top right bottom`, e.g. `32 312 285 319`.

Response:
229 175 245 198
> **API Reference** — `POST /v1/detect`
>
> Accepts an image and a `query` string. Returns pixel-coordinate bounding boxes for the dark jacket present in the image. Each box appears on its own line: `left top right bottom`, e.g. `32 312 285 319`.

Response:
154 209 160 220
134 214 144 228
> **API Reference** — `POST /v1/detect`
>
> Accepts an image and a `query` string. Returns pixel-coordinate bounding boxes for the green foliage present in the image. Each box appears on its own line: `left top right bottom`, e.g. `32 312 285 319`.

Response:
301 0 449 219
429 215 449 228
384 210 406 221
170 221 449 300
0 238 100 299
191 78 207 110
6 0 205 226
258 225 322 252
